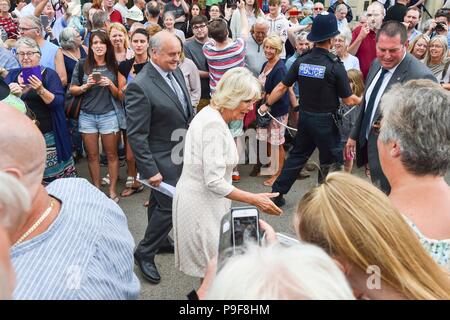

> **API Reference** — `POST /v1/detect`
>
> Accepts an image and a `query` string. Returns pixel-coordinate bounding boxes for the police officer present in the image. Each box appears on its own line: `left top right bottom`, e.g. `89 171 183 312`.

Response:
260 12 361 207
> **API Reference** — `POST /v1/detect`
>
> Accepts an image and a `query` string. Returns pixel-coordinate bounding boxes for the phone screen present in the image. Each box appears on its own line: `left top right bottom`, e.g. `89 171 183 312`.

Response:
22 66 42 85
40 15 49 29
232 208 259 250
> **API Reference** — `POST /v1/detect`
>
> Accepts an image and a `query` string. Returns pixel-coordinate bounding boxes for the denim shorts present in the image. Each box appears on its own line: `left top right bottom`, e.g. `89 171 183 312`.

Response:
78 110 119 135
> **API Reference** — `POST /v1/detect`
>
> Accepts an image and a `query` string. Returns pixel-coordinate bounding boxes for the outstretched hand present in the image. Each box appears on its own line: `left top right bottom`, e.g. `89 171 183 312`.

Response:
253 192 282 216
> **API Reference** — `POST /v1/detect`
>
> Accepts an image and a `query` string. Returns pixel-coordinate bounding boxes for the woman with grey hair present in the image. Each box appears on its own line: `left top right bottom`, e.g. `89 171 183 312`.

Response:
5 37 76 185
173 67 282 279
163 11 185 42
60 27 88 162
60 27 88 91
333 30 360 71
378 79 450 271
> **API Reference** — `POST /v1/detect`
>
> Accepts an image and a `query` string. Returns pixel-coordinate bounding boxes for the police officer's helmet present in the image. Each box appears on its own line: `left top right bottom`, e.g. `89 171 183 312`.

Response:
307 12 340 43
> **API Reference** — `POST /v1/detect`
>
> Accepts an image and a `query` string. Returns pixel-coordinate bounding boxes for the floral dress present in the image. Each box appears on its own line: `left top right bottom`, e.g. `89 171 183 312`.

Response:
403 215 450 272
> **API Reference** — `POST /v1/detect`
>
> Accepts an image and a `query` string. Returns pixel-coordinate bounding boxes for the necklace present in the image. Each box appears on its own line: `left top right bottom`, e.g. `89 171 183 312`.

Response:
13 200 55 247
63 49 79 61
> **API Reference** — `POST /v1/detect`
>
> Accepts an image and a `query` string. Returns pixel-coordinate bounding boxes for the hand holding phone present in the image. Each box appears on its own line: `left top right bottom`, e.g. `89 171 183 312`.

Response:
40 15 49 30
92 71 102 82
22 66 42 85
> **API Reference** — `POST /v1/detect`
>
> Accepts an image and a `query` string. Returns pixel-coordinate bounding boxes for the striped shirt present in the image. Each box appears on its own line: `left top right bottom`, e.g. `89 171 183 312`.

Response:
11 178 140 300
203 38 246 92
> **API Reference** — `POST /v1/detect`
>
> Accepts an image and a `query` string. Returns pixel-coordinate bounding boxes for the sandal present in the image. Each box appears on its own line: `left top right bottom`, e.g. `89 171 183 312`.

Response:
125 176 135 188
121 184 144 197
109 194 120 204
101 174 110 186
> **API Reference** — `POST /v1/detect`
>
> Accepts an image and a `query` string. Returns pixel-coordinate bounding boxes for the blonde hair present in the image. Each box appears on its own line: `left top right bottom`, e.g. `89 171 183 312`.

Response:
424 35 448 65
108 22 130 49
347 69 364 97
262 35 283 55
295 172 450 300
408 34 429 60
211 67 261 110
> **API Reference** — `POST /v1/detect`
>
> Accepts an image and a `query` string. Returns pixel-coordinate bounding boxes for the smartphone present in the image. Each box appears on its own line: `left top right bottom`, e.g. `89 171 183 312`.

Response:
40 15 49 30
231 207 259 253
22 66 42 85
275 232 300 247
226 0 237 9
92 71 102 82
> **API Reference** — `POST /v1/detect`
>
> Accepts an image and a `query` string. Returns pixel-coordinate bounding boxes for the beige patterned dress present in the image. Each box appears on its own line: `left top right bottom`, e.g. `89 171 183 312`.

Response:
173 106 238 277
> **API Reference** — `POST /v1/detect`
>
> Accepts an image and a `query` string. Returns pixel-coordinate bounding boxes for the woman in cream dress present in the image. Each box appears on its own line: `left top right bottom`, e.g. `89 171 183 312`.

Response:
173 68 282 278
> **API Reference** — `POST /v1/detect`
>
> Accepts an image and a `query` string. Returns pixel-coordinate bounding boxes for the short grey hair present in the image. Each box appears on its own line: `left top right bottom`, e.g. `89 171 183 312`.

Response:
92 10 109 30
163 11 175 21
15 37 41 56
59 27 79 50
0 172 31 229
253 17 269 29
337 29 352 46
295 31 309 43
211 67 261 110
336 4 348 13
379 79 450 176
19 15 43 34
149 30 172 53
205 243 355 299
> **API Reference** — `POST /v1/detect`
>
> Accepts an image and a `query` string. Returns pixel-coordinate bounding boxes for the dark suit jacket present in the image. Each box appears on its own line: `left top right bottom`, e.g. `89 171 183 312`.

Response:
350 53 436 191
125 62 193 185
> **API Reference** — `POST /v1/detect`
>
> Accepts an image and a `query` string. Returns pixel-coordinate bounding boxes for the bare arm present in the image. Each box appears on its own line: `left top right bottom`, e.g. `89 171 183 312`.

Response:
267 82 289 106
238 0 249 39
34 0 48 17
342 94 362 106
198 70 209 78
287 24 310 47
54 49 67 87
117 72 127 101
226 188 282 215
348 26 369 56
288 87 297 107
180 0 189 14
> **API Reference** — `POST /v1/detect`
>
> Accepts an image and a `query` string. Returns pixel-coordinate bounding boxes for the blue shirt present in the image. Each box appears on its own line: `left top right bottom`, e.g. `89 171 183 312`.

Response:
40 40 60 71
0 47 19 71
11 178 140 300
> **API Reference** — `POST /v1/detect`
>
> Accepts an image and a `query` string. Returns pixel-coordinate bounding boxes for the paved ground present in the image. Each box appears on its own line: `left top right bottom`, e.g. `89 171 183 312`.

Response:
76 153 450 300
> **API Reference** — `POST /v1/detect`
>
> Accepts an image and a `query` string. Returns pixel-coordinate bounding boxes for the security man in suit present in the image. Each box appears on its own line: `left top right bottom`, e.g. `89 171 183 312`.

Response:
261 12 361 207
125 31 193 284
346 20 437 194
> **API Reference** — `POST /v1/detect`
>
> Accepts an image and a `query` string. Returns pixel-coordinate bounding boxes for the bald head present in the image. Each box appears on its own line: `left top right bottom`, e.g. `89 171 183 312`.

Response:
0 104 46 197
149 31 181 72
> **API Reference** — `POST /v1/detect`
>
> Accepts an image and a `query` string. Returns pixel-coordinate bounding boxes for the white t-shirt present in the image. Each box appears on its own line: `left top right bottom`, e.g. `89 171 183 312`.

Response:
20 3 36 17
341 54 360 71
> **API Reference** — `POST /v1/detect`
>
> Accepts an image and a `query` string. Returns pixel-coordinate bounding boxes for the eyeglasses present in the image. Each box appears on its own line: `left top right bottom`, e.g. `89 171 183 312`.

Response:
17 51 40 57
18 27 38 32
313 7 323 11
430 44 444 49
193 24 207 30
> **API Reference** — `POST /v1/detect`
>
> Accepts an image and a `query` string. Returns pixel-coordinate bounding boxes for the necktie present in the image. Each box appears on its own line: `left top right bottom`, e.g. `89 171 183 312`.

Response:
167 72 189 118
359 68 389 146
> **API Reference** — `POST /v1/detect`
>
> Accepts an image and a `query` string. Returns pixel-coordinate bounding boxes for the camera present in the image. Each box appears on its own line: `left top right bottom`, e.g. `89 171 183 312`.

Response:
435 22 446 33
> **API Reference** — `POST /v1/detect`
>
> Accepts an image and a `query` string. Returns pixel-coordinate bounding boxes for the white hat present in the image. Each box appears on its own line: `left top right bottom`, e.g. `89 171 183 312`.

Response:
126 7 144 22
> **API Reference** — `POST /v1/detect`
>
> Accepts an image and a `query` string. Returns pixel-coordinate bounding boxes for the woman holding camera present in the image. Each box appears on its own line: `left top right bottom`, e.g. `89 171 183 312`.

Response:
173 67 282 278
69 30 121 202
5 37 76 185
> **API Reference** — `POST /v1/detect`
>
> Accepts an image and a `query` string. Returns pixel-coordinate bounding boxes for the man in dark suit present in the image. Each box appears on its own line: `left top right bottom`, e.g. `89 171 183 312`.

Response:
346 20 437 194
125 31 193 284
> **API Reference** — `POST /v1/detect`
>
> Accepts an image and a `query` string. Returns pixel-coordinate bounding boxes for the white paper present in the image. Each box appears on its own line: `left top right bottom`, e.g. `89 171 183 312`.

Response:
137 175 176 198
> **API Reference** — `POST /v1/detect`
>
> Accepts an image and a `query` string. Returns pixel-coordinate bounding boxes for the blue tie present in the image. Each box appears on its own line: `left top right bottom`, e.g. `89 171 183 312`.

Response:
359 68 389 146
167 72 189 118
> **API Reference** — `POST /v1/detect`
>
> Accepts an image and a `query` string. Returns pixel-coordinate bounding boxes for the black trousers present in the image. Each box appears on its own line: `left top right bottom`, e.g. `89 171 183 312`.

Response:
272 110 343 195
135 190 173 262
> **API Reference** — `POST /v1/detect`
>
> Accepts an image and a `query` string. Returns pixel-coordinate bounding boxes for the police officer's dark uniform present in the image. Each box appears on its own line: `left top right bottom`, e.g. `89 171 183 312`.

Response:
270 13 353 207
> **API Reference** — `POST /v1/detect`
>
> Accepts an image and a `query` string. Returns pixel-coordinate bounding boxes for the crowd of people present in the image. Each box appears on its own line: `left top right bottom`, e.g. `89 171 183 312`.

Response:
0 0 449 300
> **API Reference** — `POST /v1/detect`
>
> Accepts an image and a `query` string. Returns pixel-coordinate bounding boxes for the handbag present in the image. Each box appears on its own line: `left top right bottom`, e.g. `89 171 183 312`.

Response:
256 100 271 128
64 59 85 119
